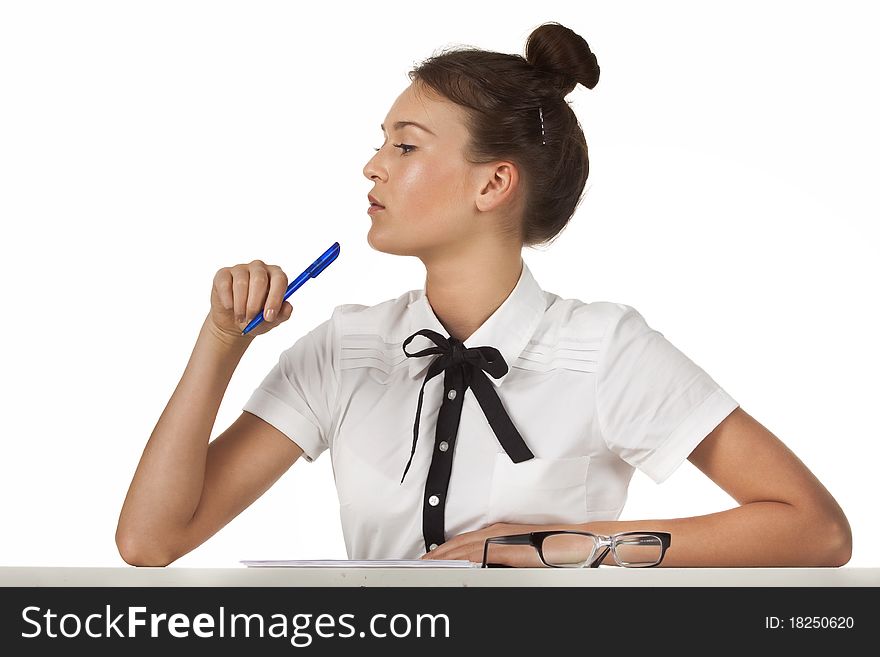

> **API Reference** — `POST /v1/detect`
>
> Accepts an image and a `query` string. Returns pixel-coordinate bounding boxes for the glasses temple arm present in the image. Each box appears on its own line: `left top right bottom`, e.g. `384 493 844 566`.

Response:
485 534 533 546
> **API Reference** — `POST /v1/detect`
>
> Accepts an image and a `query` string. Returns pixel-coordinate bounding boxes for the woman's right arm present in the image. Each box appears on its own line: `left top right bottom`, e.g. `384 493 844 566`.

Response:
115 260 299 567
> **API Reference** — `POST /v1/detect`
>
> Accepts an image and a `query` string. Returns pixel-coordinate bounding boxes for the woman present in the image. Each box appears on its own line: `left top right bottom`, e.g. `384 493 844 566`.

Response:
116 22 851 568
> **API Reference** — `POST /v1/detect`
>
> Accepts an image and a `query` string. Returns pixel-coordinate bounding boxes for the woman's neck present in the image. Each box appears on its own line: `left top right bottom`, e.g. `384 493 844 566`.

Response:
421 246 523 343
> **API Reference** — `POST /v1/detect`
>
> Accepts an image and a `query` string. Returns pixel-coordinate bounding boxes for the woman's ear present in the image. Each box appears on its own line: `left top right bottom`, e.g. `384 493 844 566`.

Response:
474 161 520 213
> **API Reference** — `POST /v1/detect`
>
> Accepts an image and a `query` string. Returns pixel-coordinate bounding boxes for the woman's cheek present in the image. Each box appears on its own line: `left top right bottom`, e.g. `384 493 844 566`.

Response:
399 166 433 213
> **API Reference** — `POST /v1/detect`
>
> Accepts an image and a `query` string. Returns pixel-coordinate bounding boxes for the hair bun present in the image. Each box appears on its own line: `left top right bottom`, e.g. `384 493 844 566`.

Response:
525 22 600 96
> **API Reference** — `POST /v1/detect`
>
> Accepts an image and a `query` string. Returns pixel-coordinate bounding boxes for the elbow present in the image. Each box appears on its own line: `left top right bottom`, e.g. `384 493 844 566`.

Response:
115 529 175 568
823 515 853 567
790 487 853 567
804 510 852 568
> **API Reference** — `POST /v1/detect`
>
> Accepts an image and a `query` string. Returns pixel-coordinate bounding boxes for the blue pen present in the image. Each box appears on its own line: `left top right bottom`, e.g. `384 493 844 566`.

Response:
241 242 341 335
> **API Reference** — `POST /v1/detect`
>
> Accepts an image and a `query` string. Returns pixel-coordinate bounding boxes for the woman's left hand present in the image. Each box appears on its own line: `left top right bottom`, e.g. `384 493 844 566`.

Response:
418 522 547 566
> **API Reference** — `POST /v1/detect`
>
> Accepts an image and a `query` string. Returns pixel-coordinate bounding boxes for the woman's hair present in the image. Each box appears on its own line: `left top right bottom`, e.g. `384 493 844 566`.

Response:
408 22 600 248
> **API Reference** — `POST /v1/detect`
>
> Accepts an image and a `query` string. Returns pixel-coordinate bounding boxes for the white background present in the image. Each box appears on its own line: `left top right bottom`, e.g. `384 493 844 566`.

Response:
1 1 877 568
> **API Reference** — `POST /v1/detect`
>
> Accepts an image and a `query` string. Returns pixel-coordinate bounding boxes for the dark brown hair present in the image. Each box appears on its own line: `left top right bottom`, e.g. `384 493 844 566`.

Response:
408 22 600 248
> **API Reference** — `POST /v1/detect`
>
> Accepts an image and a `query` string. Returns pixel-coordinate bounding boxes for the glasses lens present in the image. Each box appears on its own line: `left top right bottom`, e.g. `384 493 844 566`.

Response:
613 534 663 566
541 533 598 567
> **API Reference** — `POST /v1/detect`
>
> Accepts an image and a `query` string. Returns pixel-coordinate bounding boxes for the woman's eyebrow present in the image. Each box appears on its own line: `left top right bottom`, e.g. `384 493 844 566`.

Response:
380 121 437 137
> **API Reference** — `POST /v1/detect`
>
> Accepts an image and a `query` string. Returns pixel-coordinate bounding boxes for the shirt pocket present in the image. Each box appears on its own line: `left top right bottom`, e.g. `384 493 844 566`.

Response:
486 453 590 526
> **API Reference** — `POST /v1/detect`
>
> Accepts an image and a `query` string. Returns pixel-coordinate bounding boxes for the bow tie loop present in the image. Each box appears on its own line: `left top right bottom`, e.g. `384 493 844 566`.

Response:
404 329 509 380
399 328 533 484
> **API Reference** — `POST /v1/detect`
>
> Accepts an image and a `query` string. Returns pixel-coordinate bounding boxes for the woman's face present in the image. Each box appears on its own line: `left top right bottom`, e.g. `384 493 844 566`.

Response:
363 82 487 259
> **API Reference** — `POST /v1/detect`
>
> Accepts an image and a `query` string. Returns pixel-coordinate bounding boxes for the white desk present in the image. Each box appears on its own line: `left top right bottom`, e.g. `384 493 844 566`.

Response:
1 566 878 587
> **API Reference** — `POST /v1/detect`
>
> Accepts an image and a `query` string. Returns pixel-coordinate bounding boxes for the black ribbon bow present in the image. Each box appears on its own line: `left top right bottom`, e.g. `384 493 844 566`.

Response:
400 328 534 483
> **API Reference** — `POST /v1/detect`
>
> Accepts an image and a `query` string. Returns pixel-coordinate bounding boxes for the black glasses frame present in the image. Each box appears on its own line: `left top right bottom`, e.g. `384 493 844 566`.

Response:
481 530 672 569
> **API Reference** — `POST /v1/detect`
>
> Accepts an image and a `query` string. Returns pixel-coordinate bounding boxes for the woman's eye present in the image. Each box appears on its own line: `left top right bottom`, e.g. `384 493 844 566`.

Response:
373 143 415 155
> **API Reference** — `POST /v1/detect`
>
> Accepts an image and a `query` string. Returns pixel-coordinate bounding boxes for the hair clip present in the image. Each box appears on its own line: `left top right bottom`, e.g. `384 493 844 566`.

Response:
538 106 546 145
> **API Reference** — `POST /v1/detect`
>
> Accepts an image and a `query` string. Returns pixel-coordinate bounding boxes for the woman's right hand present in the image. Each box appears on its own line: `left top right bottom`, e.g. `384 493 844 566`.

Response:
208 260 294 343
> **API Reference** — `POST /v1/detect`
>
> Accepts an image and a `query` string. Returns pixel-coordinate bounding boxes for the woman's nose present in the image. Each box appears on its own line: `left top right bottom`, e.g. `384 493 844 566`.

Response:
363 149 386 182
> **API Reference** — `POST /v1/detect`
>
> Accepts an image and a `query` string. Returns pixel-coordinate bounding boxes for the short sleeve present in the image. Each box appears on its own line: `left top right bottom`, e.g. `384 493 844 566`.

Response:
242 315 339 463
595 305 739 484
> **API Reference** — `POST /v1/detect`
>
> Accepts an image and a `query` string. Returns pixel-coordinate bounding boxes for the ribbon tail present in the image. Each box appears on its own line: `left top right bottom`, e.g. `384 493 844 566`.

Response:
469 370 535 463
401 374 430 484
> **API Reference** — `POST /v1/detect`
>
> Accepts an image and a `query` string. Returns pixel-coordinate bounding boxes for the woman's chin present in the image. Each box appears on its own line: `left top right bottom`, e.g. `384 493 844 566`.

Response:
367 228 420 257
367 227 395 254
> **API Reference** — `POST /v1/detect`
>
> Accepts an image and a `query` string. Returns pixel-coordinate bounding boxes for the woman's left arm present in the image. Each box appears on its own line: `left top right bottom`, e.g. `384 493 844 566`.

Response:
423 407 853 567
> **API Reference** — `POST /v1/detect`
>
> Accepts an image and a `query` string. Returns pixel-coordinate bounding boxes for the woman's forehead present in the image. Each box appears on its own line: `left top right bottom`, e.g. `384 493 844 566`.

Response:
382 83 467 140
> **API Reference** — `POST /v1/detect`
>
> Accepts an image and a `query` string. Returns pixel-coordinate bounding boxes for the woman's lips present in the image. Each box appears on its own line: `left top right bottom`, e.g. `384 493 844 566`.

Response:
368 203 385 215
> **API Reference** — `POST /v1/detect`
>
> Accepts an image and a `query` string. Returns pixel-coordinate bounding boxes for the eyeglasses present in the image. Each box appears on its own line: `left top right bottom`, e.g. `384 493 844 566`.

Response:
481 530 672 569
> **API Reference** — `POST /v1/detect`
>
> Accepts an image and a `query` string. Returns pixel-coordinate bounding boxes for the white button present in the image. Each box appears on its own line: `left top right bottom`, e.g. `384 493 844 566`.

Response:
439 441 449 452
429 543 438 550
447 389 457 400
428 495 440 506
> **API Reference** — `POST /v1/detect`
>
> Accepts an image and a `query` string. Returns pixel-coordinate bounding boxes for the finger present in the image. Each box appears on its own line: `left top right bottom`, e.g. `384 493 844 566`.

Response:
430 543 482 563
422 523 512 561
421 541 451 560
424 539 470 561
245 261 269 323
276 300 294 323
262 266 288 322
213 268 234 311
424 525 493 560
230 265 250 324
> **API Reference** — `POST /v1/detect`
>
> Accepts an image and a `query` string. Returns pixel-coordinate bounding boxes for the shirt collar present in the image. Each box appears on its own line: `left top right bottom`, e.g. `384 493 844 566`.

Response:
405 258 546 387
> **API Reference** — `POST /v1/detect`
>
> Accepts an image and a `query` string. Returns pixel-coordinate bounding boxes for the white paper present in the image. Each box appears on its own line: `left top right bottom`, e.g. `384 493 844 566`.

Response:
240 559 479 568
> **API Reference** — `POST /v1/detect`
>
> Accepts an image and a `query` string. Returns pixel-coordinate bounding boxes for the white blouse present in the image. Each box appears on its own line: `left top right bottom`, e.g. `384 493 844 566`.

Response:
242 258 739 560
